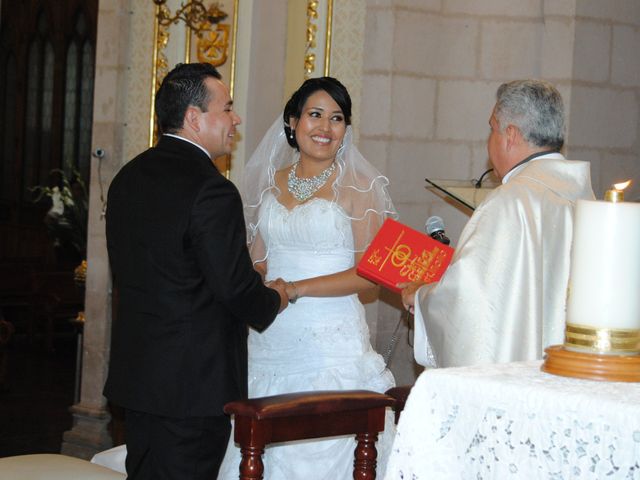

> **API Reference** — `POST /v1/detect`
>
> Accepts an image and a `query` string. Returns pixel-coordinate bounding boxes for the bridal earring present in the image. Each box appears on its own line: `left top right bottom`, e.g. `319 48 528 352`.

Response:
289 129 295 140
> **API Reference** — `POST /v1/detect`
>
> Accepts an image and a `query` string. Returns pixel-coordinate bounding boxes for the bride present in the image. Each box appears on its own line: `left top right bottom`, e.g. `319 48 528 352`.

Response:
217 77 397 479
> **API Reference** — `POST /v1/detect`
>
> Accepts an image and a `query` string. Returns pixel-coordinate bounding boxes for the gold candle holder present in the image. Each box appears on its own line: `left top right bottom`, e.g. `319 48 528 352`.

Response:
603 180 630 203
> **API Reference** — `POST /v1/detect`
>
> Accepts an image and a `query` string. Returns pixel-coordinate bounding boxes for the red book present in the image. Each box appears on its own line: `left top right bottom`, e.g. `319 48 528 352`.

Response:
357 218 455 293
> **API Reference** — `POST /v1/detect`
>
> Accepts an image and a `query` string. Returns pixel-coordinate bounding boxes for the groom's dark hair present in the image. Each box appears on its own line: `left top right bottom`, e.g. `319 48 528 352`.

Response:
155 62 222 134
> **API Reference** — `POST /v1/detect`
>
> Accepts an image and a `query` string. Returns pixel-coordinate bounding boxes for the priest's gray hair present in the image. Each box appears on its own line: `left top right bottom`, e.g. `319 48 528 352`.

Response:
495 79 565 151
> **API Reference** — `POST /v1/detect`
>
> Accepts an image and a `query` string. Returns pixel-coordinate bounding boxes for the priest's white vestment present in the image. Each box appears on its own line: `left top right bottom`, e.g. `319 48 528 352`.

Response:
414 153 594 367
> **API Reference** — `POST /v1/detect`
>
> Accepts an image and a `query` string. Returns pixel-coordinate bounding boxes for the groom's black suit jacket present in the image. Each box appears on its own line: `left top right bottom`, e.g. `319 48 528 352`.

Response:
104 135 279 418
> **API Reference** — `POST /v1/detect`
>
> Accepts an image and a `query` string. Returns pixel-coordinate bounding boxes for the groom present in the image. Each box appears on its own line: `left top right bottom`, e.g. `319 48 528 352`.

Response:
105 63 289 480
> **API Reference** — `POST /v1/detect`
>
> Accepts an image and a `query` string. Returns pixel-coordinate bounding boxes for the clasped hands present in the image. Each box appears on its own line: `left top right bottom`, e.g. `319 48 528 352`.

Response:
265 278 297 313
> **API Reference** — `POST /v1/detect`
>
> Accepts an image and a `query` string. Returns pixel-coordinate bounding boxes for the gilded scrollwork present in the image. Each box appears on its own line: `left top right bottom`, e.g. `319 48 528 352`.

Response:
307 0 319 20
305 0 319 77
304 53 316 76
306 22 317 47
153 0 226 33
304 0 333 78
154 1 229 82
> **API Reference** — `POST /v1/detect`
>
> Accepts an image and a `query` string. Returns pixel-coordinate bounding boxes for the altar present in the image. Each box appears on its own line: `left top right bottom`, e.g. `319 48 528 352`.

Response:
383 361 640 479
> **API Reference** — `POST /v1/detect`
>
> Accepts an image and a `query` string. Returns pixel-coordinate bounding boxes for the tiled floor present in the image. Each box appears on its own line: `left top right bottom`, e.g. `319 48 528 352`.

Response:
0 331 77 458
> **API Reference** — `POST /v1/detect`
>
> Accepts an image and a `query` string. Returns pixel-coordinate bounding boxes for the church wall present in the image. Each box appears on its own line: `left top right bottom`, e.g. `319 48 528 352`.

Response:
234 0 288 182
119 2 155 164
329 0 367 144
359 0 640 385
566 1 640 201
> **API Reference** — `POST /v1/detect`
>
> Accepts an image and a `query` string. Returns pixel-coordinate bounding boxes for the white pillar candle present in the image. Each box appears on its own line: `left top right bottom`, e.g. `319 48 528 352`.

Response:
567 199 640 330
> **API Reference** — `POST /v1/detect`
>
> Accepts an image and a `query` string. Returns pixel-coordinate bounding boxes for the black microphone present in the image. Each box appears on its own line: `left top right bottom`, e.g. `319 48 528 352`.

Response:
425 216 450 245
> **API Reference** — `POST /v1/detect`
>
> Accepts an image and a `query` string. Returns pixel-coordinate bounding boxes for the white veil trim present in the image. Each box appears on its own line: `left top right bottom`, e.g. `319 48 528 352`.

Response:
242 117 397 264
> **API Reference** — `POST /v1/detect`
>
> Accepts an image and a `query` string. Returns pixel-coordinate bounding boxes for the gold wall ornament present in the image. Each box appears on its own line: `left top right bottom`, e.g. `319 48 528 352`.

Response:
197 21 230 66
307 0 319 20
185 3 231 67
284 0 335 101
306 22 317 47
153 0 226 33
303 0 333 79
304 0 319 77
304 53 316 76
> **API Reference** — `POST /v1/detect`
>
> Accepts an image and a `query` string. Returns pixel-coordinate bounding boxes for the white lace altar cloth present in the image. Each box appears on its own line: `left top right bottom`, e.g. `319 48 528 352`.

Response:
384 361 640 479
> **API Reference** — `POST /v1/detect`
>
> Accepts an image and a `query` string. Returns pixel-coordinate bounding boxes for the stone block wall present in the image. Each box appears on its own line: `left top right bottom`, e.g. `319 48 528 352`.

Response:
567 0 640 200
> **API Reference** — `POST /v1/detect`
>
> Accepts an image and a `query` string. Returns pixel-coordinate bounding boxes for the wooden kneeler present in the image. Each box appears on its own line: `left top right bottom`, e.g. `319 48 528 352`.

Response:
224 390 395 480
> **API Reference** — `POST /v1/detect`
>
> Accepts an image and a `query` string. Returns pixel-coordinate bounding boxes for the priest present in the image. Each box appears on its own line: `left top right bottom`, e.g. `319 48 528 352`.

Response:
401 79 594 368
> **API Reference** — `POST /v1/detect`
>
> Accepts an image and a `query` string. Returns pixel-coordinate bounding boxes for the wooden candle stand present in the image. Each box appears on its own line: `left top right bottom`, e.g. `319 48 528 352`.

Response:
542 345 640 382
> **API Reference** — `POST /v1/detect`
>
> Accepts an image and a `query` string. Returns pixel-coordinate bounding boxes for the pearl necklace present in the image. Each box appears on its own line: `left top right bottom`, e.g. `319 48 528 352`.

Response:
287 161 336 202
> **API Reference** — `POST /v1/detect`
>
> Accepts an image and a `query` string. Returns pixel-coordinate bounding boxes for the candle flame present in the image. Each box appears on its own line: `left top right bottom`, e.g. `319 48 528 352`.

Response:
613 180 631 191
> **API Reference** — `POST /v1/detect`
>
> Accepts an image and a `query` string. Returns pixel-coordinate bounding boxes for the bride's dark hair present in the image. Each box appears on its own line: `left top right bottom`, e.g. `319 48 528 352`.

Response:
283 77 352 149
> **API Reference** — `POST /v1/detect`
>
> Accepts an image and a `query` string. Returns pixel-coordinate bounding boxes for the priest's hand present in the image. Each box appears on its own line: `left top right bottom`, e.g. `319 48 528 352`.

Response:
397 281 425 314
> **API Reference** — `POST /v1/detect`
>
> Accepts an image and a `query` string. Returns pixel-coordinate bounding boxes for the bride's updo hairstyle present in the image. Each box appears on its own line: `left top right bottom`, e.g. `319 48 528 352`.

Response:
283 77 352 150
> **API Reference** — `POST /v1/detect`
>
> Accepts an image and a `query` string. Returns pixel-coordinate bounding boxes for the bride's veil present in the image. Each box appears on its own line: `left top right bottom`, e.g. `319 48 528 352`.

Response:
241 116 397 264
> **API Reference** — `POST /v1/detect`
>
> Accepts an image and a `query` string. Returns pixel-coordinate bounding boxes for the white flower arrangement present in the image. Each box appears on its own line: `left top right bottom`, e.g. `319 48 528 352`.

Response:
30 167 88 257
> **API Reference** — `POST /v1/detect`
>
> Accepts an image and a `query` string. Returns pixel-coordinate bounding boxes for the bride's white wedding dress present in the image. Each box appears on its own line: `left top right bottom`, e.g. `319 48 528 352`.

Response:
217 193 396 480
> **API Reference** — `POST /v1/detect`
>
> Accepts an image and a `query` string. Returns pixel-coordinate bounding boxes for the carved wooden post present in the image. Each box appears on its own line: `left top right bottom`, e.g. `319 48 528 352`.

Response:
353 432 379 479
